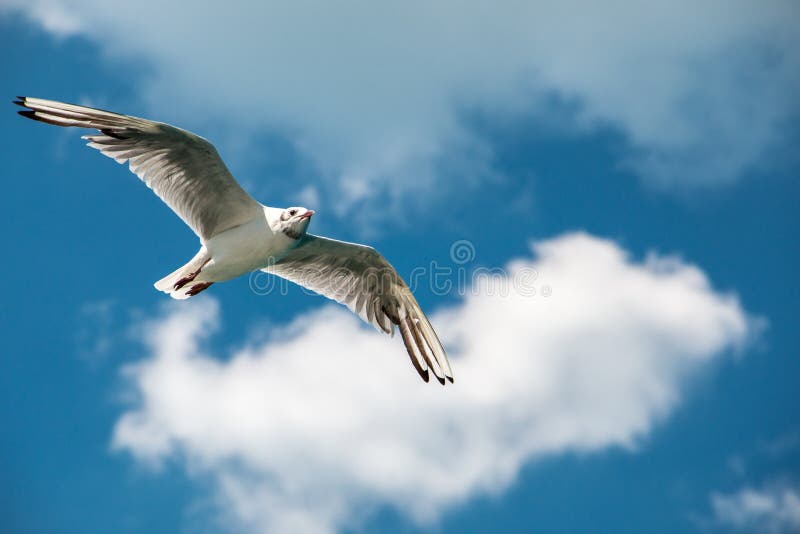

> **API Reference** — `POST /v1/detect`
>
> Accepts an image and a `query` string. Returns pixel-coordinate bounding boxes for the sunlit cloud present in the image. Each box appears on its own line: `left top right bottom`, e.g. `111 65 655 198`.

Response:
711 484 800 533
112 233 756 533
5 0 798 216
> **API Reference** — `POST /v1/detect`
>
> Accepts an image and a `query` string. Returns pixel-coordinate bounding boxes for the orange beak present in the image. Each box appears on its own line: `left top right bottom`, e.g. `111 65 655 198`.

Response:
299 210 315 220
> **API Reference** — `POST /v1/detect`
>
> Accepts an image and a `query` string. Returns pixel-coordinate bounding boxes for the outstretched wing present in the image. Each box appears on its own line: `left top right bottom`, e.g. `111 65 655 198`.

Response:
16 96 263 240
264 235 454 384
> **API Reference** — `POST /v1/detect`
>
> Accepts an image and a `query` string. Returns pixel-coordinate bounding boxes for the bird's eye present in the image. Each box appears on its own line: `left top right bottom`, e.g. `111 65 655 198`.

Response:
289 209 297 216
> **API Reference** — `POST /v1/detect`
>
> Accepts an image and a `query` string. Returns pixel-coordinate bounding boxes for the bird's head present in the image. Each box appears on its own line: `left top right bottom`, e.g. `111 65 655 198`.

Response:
278 206 315 239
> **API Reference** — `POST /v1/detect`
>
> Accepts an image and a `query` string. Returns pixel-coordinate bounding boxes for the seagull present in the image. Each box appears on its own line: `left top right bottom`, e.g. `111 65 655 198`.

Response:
16 96 453 384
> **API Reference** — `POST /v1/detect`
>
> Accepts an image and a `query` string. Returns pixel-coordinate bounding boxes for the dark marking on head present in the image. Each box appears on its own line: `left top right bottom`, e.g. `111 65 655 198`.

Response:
282 227 303 240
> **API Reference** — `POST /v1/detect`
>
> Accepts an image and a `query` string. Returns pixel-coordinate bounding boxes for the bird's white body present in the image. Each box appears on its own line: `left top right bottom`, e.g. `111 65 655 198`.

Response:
202 207 295 282
17 96 453 384
154 206 301 298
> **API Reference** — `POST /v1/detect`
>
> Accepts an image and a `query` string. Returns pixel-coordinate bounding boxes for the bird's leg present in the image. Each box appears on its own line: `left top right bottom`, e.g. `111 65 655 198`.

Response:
173 272 199 290
173 257 212 290
186 282 213 296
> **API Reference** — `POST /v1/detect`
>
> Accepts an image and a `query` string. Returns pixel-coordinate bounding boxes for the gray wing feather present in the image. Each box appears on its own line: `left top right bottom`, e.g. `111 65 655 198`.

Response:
264 235 454 384
17 97 263 240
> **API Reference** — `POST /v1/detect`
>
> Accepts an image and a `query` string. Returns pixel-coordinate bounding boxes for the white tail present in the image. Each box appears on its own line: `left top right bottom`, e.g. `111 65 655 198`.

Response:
154 247 211 299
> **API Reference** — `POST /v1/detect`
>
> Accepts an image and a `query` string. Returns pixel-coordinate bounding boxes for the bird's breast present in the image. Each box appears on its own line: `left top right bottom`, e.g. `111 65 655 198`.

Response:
202 217 294 281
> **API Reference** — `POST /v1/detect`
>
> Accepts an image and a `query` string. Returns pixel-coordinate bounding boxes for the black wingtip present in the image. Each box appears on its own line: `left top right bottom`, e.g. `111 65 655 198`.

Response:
13 100 25 107
435 374 446 386
17 109 64 127
447 376 454 384
100 128 130 140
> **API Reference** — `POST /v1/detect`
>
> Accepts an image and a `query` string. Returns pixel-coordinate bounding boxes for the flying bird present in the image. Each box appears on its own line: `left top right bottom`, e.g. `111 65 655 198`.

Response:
16 96 453 384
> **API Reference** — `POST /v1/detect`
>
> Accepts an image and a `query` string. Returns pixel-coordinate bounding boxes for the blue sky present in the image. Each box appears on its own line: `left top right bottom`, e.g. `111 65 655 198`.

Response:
1 3 799 533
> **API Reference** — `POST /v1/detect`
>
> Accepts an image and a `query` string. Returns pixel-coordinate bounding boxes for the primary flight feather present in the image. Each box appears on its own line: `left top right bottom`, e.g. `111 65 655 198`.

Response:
16 96 453 385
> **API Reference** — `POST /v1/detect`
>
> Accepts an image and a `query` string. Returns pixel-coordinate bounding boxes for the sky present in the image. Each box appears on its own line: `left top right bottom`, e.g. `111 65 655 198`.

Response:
0 2 798 533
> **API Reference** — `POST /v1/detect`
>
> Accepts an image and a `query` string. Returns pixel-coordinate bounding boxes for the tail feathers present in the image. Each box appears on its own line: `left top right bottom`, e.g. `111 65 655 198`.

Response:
154 271 213 300
154 265 189 293
154 248 212 300
156 282 196 300
159 281 213 300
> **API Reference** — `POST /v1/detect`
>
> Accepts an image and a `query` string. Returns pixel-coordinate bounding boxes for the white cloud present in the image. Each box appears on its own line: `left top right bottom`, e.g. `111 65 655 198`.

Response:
20 1 83 35
5 1 798 212
711 485 800 533
75 299 116 366
112 233 754 533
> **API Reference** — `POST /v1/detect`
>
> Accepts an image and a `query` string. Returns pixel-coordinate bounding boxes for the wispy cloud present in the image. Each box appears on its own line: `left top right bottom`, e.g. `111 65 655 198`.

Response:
75 299 117 367
5 1 798 214
112 233 755 533
711 485 800 533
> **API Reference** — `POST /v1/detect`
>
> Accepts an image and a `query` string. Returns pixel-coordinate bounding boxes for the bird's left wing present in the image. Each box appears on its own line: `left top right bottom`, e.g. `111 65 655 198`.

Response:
15 97 264 240
264 235 453 384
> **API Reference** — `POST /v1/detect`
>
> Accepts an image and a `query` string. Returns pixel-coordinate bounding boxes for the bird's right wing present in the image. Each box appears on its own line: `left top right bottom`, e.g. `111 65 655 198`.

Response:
264 235 453 384
16 97 263 240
